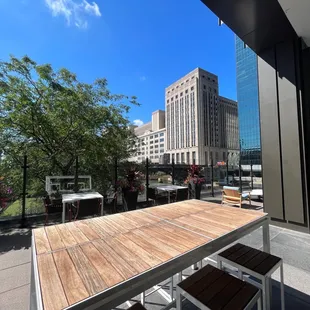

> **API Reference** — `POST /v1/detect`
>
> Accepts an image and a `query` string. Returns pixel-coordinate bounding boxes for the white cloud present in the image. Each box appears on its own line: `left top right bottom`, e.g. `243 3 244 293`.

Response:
139 76 146 81
83 0 101 16
133 119 144 126
45 0 101 29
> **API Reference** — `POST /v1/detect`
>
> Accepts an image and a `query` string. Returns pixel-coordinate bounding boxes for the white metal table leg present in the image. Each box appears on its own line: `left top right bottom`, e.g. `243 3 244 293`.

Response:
62 202 66 223
178 271 183 282
168 191 170 204
257 294 263 310
262 277 268 310
280 262 285 310
217 257 223 270
100 197 104 216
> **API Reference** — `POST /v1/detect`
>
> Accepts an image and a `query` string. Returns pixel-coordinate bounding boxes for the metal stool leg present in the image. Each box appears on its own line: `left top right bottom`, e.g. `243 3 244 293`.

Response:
170 275 174 300
257 293 263 310
262 277 268 310
217 257 223 270
178 271 183 282
176 286 182 310
140 291 145 306
280 262 285 310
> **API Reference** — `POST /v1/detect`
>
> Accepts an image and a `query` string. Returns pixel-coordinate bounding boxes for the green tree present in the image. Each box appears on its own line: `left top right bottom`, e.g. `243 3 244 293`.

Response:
0 55 138 196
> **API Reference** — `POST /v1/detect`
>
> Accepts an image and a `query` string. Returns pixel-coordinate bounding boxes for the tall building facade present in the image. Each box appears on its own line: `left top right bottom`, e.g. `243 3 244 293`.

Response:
165 68 239 165
235 36 261 165
129 110 166 163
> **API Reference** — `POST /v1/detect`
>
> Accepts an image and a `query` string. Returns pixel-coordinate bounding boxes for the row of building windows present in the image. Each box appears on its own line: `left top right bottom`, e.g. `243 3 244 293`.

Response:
167 74 217 95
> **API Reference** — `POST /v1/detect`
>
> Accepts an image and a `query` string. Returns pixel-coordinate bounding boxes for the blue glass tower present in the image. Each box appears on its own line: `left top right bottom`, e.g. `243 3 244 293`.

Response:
235 36 261 165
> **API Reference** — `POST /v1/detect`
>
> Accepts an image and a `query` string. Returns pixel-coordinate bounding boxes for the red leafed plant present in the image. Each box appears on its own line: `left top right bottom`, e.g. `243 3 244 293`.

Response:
184 165 205 185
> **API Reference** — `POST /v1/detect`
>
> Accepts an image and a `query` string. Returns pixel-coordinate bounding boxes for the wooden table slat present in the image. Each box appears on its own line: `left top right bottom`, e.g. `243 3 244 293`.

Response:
56 224 77 248
104 237 151 273
131 229 181 257
67 246 107 295
125 210 161 225
93 239 139 279
116 234 163 267
80 242 124 287
37 254 68 310
45 226 65 251
139 225 190 252
65 222 89 244
74 221 100 241
108 214 137 230
126 231 173 261
33 228 51 255
53 250 89 305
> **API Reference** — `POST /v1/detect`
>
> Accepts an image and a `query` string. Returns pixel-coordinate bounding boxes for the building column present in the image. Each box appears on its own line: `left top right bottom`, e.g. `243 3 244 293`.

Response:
258 38 309 231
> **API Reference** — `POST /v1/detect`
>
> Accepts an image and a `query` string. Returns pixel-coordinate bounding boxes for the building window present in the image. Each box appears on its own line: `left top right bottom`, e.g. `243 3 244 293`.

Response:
176 95 178 99
155 150 158 154
155 134 158 138
150 146 153 149
160 133 164 137
203 85 206 89
167 99 169 103
160 149 164 153
160 138 164 142
155 145 158 148
192 151 196 164
150 156 153 159
191 76 194 79
180 92 183 96
191 86 194 91
185 89 188 94
150 151 153 154
160 143 164 147
176 153 180 163
181 153 184 163
155 139 158 143
187 152 190 164
150 141 153 144
150 135 153 139
171 97 174 101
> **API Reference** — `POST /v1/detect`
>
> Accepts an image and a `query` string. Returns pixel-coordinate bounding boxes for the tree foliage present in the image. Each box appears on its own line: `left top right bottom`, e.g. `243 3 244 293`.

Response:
0 55 138 196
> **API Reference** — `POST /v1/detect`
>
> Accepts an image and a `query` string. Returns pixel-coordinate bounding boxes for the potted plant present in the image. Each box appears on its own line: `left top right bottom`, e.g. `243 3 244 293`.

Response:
185 165 205 200
117 168 145 211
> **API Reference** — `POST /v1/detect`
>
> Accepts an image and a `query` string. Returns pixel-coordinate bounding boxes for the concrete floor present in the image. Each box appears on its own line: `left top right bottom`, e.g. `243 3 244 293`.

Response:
0 197 310 310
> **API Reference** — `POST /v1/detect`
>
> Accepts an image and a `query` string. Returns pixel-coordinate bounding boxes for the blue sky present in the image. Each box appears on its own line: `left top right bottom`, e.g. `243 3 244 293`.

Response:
0 0 236 126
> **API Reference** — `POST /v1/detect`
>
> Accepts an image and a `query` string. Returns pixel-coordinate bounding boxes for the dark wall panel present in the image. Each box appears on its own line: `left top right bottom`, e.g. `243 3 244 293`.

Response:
276 41 304 223
258 50 284 220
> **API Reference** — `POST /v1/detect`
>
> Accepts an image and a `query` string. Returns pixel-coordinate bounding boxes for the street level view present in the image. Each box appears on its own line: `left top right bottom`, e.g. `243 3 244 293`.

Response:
1 0 310 310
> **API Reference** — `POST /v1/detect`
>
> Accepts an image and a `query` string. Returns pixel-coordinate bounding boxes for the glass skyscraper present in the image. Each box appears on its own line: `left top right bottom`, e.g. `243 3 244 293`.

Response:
235 36 261 165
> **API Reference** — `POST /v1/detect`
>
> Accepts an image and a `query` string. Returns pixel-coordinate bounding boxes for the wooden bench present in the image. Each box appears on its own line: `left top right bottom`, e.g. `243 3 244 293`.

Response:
176 264 261 310
217 243 284 310
222 186 251 208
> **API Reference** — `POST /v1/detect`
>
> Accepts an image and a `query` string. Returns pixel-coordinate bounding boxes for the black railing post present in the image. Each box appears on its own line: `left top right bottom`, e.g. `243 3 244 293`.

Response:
250 161 254 190
172 159 175 185
20 155 29 228
146 157 149 202
211 159 214 197
74 156 79 193
239 160 242 192
226 159 229 185
114 157 118 192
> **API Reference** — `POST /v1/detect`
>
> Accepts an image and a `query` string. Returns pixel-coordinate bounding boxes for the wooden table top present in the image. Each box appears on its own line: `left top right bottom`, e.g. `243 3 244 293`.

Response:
32 200 267 310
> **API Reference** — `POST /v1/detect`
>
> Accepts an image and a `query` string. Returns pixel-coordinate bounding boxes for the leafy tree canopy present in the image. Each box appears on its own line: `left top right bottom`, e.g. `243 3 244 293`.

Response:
0 55 138 196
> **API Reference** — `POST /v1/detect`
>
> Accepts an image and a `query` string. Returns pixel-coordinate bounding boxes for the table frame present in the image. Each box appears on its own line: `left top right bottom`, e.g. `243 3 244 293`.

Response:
61 192 104 223
156 185 187 203
30 211 269 310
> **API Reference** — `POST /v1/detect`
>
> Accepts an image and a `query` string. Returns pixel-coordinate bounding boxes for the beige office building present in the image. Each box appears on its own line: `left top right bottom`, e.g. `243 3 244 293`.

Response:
129 110 166 163
165 68 239 165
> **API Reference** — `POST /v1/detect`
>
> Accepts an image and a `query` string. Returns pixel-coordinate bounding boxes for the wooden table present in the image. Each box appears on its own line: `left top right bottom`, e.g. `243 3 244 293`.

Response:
30 200 269 310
